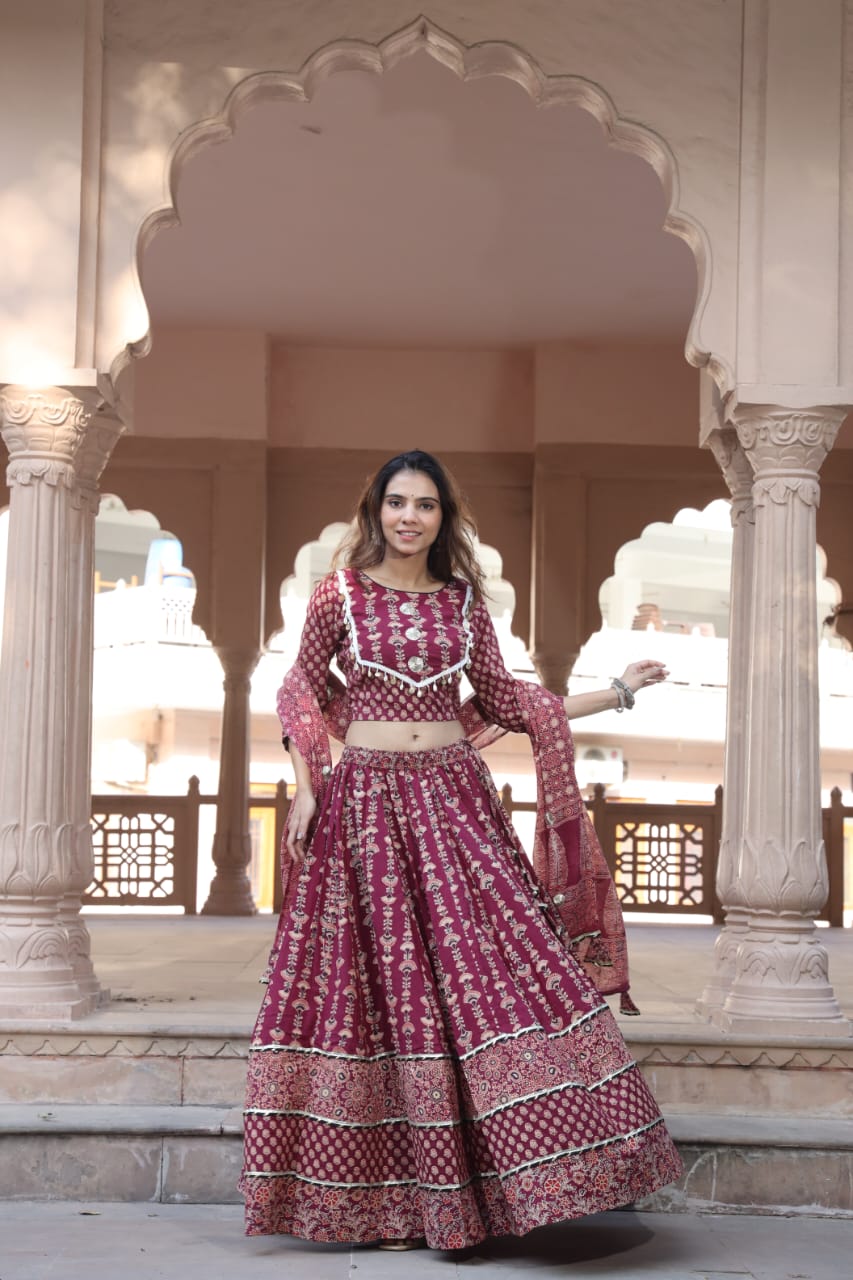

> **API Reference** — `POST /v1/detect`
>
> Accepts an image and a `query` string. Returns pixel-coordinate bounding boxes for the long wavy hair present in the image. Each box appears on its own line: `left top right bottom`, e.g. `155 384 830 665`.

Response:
335 450 485 601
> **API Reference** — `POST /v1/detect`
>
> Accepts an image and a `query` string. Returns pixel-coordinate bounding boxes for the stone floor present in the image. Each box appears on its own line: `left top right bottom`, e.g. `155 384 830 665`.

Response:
65 914 853 1033
0 1202 851 1279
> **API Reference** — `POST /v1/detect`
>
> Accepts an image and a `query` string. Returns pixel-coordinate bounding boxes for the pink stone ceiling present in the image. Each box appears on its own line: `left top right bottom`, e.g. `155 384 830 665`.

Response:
141 52 697 346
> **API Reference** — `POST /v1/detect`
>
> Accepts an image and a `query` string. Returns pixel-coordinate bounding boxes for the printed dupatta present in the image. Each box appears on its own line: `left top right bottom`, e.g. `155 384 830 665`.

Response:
274 663 637 1013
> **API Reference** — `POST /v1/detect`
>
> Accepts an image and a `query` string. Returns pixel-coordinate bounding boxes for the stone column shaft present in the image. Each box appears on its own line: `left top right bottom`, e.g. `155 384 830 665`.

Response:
530 456 586 696
58 410 123 1001
202 646 260 915
696 430 754 1018
716 405 849 1035
0 386 120 1017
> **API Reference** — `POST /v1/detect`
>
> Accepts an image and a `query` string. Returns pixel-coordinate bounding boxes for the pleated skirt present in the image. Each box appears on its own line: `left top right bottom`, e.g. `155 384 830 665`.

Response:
240 739 681 1249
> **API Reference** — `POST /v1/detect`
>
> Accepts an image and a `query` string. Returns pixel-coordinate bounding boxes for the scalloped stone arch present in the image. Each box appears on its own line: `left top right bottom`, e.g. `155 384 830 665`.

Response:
117 14 723 391
598 498 843 643
95 493 198 591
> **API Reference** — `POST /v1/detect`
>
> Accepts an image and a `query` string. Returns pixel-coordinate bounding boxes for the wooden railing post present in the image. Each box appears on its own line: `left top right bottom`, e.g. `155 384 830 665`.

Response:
710 784 725 922
272 779 289 915
181 776 201 915
826 786 845 928
589 784 615 877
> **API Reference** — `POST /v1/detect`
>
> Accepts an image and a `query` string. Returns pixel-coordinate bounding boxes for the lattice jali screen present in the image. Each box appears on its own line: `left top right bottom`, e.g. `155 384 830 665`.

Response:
88 810 178 905
610 819 709 912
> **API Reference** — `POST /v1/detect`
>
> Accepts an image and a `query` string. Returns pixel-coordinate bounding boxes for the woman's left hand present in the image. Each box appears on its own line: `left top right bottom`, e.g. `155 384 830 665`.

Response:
621 660 669 694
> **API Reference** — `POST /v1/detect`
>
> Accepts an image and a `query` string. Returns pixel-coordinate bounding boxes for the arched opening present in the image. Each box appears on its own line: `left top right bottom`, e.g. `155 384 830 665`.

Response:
117 31 710 924
572 500 851 805
107 25 719 926
125 17 712 389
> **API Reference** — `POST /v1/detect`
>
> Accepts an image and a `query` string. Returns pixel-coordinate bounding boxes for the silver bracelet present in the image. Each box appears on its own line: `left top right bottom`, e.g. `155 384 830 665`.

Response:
611 677 635 712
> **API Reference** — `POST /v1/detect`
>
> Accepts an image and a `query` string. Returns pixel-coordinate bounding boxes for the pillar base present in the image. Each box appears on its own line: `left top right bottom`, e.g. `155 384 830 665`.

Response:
201 885 258 916
0 901 102 1019
0 989 99 1020
695 909 749 1019
0 957 100 1020
59 899 107 1006
711 916 851 1037
201 849 257 916
713 1010 851 1037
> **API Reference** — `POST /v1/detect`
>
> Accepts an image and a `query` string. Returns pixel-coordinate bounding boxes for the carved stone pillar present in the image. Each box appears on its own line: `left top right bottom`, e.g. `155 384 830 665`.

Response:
58 408 124 1002
696 429 755 1018
530 651 577 698
0 386 121 1017
716 405 849 1035
202 646 260 915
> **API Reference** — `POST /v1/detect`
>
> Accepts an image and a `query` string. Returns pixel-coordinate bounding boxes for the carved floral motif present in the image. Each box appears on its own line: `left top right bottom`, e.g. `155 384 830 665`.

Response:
734 935 831 988
707 428 754 511
733 406 844 480
0 387 123 501
736 834 828 920
752 476 820 508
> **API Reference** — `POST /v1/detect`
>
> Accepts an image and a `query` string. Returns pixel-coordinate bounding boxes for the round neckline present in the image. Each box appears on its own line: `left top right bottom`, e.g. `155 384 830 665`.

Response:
356 568 449 596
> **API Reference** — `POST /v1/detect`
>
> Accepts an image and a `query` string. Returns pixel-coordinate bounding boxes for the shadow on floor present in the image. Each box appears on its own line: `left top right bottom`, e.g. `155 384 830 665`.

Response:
450 1212 680 1270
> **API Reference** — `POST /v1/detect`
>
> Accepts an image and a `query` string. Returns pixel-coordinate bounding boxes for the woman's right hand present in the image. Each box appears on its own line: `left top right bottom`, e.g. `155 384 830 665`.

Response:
285 789 317 865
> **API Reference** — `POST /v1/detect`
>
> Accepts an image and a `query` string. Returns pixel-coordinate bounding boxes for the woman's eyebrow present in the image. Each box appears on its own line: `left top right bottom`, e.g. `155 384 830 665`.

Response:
385 491 438 502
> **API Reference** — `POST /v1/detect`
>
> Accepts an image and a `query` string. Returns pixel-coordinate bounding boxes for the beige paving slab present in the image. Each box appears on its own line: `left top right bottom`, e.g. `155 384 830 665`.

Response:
2 918 850 1040
0 1203 852 1279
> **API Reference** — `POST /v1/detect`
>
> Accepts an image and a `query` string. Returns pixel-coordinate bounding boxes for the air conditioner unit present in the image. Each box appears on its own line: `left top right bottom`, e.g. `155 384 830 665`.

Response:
575 744 624 789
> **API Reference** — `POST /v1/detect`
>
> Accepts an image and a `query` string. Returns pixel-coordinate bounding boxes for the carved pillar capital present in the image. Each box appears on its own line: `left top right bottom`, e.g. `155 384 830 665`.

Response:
215 646 260 694
732 404 845 503
0 385 94 486
72 405 125 512
530 648 575 697
705 427 754 526
0 384 123 510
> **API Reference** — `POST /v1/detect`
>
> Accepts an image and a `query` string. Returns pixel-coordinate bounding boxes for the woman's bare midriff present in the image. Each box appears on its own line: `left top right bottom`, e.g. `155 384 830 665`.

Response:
345 720 465 751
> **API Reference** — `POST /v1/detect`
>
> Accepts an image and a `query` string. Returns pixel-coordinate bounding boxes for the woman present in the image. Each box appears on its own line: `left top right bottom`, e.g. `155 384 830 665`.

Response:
240 450 682 1251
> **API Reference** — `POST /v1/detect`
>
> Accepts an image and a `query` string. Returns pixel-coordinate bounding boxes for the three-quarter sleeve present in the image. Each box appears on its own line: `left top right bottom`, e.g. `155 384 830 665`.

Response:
293 573 344 709
466 598 527 734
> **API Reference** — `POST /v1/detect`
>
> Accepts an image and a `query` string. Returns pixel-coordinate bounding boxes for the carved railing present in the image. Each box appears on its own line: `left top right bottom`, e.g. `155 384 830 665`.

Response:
86 777 848 923
85 778 290 913
500 782 723 921
501 782 849 926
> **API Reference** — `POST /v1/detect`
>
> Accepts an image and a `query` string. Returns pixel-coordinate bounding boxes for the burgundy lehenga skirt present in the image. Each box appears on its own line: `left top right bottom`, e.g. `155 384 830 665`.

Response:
240 740 681 1249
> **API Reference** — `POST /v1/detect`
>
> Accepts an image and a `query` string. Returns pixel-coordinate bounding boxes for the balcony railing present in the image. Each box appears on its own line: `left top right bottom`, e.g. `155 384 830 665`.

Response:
85 779 851 924
86 778 289 913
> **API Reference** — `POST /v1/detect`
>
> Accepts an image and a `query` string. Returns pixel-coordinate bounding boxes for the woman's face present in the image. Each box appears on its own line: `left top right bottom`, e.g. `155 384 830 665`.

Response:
379 469 443 559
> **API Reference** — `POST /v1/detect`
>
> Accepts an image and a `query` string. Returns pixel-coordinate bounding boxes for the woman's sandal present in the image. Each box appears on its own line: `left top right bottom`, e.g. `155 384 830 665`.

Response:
378 1238 425 1251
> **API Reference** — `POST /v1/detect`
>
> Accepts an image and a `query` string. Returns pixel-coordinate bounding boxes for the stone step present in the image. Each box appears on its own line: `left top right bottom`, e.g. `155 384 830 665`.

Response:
0 1104 851 1217
3 1022 853 1117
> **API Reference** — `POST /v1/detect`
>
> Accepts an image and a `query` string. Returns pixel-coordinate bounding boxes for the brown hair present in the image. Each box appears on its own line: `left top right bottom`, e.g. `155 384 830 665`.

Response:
335 450 485 601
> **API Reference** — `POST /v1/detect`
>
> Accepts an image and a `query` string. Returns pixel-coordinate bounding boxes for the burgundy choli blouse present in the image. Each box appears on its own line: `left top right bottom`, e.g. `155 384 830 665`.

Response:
294 568 526 730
